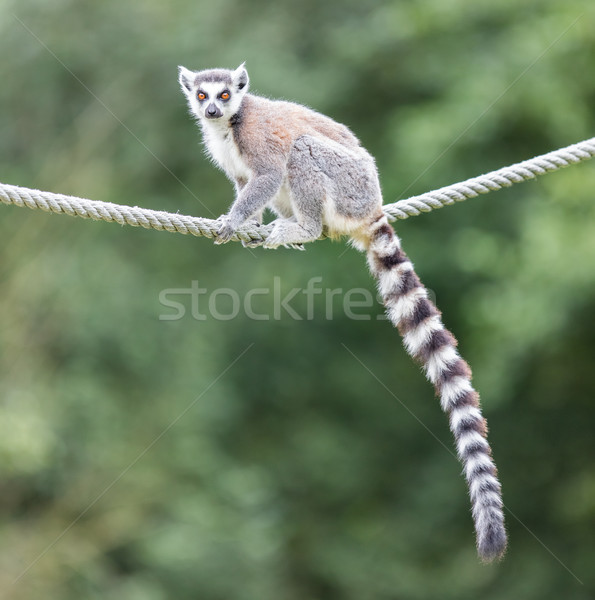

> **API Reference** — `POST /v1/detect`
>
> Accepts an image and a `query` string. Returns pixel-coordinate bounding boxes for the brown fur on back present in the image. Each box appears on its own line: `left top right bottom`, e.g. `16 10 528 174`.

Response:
232 95 361 171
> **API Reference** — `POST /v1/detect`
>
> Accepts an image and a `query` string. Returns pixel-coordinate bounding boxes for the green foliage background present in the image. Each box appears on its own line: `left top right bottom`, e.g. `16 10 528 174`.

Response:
1 0 595 598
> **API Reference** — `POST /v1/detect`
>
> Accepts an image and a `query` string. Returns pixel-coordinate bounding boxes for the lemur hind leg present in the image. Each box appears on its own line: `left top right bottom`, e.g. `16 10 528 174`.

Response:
263 136 328 249
265 134 377 249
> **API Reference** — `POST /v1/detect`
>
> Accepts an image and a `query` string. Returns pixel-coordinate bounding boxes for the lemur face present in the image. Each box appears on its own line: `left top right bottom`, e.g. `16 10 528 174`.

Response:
178 64 249 123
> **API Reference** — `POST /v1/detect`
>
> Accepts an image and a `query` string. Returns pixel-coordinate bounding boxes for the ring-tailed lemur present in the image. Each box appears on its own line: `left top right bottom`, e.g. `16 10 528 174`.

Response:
178 63 507 562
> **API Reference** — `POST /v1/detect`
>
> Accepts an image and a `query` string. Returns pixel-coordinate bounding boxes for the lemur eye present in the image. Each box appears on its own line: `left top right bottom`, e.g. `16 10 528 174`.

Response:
197 91 207 101
220 91 230 100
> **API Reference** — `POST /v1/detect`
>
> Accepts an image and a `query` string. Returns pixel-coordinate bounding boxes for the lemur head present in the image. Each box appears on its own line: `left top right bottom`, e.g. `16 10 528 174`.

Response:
178 63 249 122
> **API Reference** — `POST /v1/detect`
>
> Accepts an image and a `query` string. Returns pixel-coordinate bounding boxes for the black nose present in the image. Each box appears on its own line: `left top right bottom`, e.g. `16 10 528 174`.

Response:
206 103 220 118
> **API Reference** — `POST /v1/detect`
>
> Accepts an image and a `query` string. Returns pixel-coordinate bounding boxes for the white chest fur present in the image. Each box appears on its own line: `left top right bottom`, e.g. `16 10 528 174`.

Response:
201 122 252 182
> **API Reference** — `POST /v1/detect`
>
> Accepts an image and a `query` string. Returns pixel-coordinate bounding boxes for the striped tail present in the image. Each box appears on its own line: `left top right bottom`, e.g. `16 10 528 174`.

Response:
365 215 507 562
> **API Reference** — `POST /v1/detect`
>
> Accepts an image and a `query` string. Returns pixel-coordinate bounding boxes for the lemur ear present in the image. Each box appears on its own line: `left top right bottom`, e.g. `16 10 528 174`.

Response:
178 66 195 94
232 62 249 91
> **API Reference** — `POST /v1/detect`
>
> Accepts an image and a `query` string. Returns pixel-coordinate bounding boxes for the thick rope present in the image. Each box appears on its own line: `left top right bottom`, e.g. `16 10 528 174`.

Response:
383 137 595 220
1 136 594 244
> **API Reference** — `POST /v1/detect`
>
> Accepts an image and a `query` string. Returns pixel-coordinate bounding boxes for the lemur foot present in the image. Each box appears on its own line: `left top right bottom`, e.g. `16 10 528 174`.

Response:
263 221 314 250
214 216 305 250
262 239 306 250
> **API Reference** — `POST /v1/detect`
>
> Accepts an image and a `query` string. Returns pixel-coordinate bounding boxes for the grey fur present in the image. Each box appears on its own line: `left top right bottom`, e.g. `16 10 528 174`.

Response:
196 69 233 85
178 64 507 561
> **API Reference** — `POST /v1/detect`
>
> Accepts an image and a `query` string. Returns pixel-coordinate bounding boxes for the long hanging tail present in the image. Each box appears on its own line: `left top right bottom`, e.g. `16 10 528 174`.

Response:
365 215 507 562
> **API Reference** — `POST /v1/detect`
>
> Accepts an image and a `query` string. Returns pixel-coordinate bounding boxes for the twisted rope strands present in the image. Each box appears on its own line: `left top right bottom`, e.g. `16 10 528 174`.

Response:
384 137 595 221
1 136 595 243
0 183 268 245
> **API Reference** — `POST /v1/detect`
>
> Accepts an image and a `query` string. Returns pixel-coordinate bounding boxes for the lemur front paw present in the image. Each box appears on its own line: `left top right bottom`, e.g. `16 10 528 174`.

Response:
214 215 264 246
214 216 236 245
